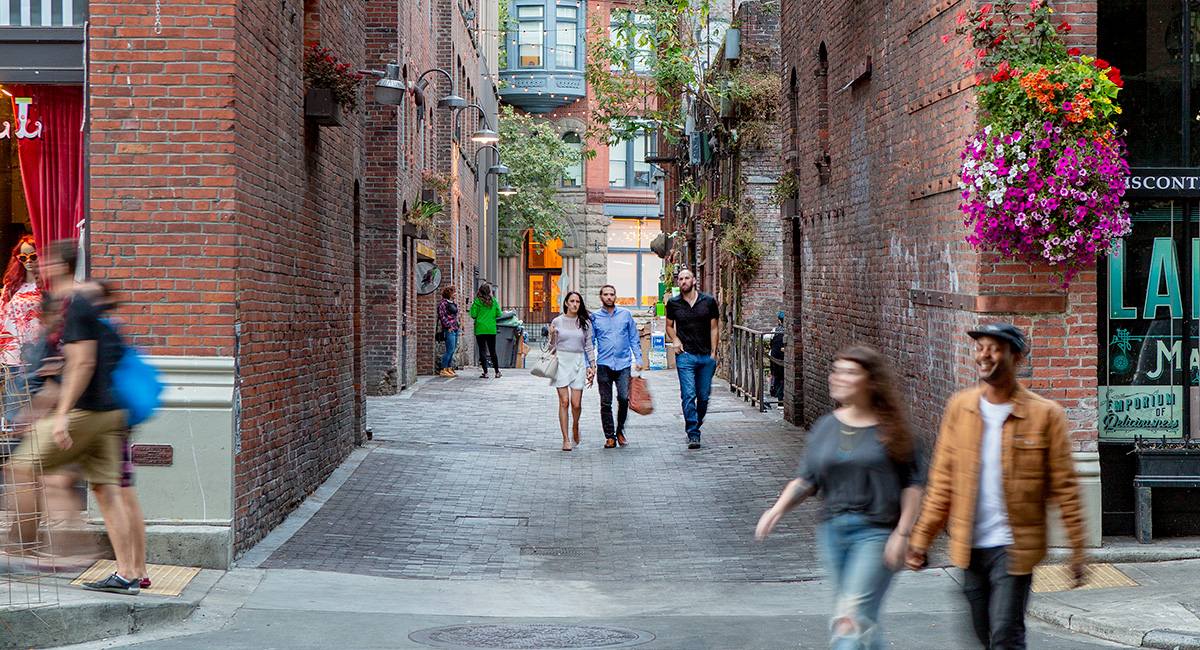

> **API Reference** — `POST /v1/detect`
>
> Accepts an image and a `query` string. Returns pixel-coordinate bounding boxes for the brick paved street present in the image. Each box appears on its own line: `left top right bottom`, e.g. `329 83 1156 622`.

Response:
260 368 825 581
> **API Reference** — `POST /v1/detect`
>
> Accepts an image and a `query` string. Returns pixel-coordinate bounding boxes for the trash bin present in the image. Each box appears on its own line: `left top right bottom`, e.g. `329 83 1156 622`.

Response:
495 313 524 368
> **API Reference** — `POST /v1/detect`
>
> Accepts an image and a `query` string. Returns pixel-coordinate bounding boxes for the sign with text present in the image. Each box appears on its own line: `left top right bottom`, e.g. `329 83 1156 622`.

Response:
1099 386 1183 439
0 98 41 140
1126 168 1200 198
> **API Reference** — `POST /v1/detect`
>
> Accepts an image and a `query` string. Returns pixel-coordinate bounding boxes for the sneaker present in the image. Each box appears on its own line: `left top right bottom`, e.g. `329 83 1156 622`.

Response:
140 577 152 589
687 439 701 450
439 368 453 377
82 572 140 595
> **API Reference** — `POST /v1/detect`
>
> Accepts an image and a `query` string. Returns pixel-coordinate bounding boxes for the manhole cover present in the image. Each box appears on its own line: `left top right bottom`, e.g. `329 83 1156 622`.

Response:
409 624 654 649
519 547 599 556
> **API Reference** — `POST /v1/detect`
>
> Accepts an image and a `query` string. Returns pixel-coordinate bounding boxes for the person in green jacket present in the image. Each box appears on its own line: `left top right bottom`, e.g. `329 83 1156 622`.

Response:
468 284 502 378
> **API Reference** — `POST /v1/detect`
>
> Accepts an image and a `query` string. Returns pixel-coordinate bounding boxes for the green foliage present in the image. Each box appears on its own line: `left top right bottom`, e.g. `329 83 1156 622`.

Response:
585 0 723 144
421 170 453 204
767 170 798 207
408 200 446 242
497 106 580 257
719 200 765 282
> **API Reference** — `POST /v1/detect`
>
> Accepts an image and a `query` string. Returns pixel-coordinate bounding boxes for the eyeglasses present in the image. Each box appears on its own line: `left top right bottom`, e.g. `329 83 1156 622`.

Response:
16 252 36 264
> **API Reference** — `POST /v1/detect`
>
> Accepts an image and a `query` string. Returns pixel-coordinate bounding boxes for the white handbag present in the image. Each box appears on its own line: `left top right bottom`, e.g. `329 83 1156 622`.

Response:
529 349 559 379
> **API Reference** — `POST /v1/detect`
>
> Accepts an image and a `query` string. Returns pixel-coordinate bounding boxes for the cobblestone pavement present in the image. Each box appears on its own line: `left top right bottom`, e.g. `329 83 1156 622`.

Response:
260 368 826 581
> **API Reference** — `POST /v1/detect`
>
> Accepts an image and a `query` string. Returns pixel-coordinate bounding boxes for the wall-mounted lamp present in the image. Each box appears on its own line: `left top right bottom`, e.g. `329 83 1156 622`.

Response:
456 103 500 144
498 183 518 196
359 65 466 109
475 144 518 196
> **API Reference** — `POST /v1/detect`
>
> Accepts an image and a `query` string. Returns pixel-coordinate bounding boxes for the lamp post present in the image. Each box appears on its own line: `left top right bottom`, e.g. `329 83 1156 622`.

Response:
455 103 500 144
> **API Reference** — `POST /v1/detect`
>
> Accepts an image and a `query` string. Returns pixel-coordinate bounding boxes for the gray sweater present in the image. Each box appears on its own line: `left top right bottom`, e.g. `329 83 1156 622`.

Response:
551 314 596 365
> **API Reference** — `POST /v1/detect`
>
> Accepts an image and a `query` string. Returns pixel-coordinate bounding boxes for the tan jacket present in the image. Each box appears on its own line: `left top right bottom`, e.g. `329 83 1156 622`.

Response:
910 384 1086 574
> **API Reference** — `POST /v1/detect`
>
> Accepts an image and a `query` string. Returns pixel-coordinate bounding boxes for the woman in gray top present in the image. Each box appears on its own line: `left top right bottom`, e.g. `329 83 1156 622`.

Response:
755 346 923 650
548 291 595 451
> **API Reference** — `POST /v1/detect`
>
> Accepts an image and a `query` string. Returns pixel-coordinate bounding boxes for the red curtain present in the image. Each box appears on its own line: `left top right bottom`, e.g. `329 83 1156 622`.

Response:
10 85 86 278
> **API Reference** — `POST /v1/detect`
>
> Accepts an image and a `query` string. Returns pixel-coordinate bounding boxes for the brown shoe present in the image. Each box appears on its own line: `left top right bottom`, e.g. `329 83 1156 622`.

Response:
616 433 627 447
604 438 616 449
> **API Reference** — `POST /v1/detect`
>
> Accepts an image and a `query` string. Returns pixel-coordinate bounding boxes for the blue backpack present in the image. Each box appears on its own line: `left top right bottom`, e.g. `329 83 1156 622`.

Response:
105 319 164 427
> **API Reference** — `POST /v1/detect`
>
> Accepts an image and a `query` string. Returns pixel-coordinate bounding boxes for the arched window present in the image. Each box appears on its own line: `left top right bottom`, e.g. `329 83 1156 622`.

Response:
816 43 830 183
562 132 582 187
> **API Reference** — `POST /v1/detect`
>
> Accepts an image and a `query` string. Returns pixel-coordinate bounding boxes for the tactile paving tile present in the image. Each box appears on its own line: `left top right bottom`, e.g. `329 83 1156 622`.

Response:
1032 563 1139 593
71 560 200 596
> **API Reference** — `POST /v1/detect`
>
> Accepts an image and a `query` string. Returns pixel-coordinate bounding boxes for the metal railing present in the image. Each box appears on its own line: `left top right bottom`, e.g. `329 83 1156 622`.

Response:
729 325 783 412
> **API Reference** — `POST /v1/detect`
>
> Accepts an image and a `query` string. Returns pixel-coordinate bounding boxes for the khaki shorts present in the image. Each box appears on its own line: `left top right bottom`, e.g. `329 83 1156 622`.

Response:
9 409 127 485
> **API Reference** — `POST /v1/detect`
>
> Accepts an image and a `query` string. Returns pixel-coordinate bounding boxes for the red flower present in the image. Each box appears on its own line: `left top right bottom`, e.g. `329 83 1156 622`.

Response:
1093 58 1110 70
957 12 967 25
941 34 952 45
1029 0 1042 8
1066 47 1081 56
1057 21 1072 33
980 4 992 15
976 73 988 85
1106 67 1123 87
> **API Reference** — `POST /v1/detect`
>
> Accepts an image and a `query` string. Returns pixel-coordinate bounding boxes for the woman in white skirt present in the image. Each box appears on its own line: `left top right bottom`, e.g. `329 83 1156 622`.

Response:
548 291 595 451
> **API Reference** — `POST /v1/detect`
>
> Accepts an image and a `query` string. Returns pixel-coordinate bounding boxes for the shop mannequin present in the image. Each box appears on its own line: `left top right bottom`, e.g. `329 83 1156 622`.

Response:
0 235 43 371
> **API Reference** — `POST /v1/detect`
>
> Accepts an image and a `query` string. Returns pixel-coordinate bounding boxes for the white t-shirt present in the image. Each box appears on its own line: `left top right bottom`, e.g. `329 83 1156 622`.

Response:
974 397 1015 548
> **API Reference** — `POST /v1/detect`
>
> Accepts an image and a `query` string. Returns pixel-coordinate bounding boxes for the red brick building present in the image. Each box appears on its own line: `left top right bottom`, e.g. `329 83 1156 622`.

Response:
0 0 497 566
781 0 1200 540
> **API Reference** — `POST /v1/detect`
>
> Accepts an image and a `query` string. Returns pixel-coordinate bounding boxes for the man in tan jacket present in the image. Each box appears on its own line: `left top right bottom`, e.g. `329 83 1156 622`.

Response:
905 322 1086 650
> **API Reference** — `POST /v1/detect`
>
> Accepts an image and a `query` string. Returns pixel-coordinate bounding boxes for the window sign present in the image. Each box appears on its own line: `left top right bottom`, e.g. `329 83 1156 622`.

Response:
1 98 43 140
1099 202 1190 439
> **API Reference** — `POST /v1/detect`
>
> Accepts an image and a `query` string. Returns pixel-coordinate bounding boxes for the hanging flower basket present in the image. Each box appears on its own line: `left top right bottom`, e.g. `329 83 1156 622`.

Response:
305 88 343 126
950 0 1131 284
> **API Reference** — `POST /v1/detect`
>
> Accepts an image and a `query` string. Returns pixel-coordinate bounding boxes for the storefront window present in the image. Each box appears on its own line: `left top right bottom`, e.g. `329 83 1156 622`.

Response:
606 218 662 307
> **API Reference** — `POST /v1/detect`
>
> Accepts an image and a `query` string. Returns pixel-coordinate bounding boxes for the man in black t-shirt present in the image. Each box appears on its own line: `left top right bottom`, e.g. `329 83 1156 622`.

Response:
7 241 140 595
665 269 719 449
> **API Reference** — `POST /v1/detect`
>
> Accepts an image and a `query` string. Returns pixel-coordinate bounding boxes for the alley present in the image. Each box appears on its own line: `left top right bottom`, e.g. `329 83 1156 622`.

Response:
73 369 1134 650
258 368 824 582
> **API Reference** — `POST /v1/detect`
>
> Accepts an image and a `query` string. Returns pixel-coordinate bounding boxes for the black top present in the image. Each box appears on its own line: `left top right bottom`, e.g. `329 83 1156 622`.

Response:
796 414 924 528
665 291 719 356
60 295 123 413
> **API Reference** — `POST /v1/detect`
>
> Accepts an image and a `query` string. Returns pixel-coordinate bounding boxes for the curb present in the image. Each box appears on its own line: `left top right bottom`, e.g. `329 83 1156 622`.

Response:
0 597 198 650
1028 602 1200 649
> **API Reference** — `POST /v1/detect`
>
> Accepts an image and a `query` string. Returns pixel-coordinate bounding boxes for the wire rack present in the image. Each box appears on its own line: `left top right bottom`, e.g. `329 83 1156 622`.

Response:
0 361 61 615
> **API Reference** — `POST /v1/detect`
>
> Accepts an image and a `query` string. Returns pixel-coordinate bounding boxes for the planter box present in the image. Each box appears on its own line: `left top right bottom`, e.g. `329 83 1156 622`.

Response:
304 88 343 126
402 223 431 240
1136 448 1200 479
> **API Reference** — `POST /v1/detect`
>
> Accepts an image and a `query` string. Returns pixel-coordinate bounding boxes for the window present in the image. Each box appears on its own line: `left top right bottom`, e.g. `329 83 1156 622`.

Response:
517 5 544 68
1 0 85 26
609 132 655 189
610 10 653 73
607 219 663 307
528 236 563 269
556 5 578 69
562 132 582 187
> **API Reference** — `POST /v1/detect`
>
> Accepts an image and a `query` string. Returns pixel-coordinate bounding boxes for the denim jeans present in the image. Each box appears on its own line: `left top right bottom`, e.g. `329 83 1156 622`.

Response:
817 513 896 650
675 352 716 440
440 330 459 370
596 365 631 439
963 546 1033 650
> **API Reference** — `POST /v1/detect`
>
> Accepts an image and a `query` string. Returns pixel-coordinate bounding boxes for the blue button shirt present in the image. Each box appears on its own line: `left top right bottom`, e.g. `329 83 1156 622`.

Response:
590 306 643 371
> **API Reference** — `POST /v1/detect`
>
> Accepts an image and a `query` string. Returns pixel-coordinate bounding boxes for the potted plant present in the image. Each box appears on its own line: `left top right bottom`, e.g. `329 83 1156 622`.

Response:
404 200 442 240
303 44 362 126
949 0 1130 285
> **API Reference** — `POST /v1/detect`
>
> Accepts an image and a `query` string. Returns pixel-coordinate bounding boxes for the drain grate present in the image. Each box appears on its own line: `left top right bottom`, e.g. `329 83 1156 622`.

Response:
519 547 599 556
410 623 654 649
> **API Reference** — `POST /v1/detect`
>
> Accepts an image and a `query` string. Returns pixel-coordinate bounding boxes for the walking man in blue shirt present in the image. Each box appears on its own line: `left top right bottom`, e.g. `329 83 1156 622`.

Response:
590 285 643 449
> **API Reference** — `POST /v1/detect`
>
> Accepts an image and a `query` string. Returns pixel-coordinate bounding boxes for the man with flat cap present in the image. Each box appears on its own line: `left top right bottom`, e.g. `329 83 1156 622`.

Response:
905 323 1087 650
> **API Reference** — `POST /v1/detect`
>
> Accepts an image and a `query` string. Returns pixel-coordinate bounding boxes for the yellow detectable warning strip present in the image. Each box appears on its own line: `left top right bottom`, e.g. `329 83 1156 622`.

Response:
1031 563 1139 593
71 560 201 597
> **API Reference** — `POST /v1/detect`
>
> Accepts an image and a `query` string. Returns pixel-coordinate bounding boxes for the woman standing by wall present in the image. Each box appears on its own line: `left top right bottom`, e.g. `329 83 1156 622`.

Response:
755 346 923 650
469 284 502 378
1 235 43 426
437 286 461 377
548 291 594 451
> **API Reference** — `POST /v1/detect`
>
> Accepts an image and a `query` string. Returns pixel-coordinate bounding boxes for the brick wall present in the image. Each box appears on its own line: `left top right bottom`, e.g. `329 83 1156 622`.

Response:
780 0 1100 452
89 0 367 553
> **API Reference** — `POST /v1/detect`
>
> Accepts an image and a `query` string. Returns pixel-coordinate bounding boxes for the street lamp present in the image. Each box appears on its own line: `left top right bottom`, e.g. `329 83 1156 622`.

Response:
359 65 466 109
498 183 518 196
473 144 510 177
413 67 467 109
455 103 499 144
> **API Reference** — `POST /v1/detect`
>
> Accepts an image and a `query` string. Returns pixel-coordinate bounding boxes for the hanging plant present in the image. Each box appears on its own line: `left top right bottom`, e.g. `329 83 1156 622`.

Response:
303 45 363 113
950 0 1130 284
421 170 454 204
767 170 799 207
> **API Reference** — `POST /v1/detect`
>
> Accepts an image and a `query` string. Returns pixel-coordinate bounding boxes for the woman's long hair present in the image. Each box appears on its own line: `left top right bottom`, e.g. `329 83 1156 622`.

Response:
834 345 914 462
562 291 590 331
476 283 493 307
2 235 40 305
